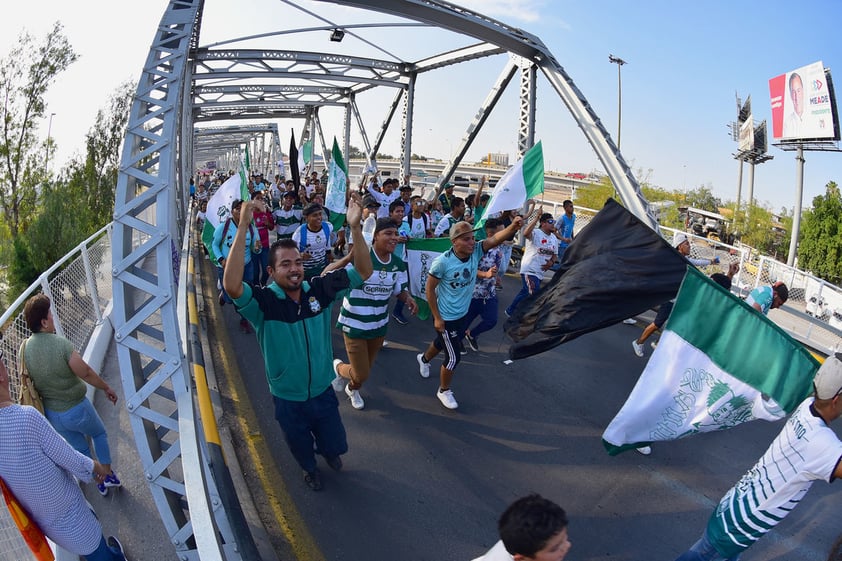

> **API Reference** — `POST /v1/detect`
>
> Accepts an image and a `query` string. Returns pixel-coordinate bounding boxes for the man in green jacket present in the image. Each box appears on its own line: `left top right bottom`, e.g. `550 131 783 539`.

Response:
223 193 372 491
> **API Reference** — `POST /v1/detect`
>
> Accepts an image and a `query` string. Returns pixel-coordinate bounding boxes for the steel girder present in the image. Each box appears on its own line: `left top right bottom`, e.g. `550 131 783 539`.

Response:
112 1 237 559
517 58 537 161
319 0 657 229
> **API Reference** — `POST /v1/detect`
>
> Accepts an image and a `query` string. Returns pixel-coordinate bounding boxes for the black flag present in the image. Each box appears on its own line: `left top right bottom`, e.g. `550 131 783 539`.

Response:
289 129 300 191
504 199 690 359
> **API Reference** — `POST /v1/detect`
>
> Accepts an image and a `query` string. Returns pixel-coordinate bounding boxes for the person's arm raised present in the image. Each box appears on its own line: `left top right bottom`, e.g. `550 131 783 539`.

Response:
347 193 373 279
223 202 253 300
483 215 525 252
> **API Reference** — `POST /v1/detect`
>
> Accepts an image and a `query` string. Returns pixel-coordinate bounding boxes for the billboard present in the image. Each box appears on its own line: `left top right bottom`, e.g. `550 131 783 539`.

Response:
769 61 838 141
738 117 754 151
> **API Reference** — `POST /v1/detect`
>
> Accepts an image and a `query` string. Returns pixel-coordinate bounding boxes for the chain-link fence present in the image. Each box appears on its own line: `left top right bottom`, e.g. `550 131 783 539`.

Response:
0 225 111 561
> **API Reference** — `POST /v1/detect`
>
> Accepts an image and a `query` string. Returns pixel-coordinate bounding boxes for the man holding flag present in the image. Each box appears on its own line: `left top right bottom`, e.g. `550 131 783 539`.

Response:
675 353 842 561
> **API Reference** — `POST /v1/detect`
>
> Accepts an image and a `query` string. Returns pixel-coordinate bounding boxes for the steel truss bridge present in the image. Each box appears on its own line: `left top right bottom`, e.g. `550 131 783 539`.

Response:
111 1 656 559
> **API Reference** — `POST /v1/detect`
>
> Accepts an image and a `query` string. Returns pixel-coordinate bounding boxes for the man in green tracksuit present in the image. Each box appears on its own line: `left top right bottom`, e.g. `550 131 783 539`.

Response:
223 193 372 492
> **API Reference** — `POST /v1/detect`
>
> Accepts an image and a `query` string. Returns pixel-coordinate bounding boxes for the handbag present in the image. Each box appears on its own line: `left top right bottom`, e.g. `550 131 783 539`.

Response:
17 340 45 415
0 477 55 561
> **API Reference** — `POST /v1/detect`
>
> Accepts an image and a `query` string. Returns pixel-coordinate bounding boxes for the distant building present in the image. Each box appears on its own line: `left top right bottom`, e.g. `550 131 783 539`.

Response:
483 152 509 166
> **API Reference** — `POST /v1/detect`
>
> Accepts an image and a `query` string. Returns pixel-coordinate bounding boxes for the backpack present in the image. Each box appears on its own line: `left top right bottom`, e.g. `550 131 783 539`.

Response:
407 213 429 232
297 222 332 253
221 218 255 247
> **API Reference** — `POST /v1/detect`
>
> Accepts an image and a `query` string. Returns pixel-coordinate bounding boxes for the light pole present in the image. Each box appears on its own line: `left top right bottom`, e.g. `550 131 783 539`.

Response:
608 55 626 149
45 112 56 175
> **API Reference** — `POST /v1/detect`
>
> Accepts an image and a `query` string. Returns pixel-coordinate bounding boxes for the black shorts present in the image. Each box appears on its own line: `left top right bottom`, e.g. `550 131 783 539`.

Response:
433 316 467 371
654 301 674 329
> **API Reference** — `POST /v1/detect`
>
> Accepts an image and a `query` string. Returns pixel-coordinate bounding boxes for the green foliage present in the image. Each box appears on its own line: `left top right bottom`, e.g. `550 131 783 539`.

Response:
572 176 618 211
798 181 842 284
683 185 721 212
7 236 39 298
0 22 78 236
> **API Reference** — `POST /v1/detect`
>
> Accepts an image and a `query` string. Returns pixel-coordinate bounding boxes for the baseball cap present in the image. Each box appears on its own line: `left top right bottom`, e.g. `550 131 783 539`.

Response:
449 221 481 241
362 195 381 208
673 232 689 248
282 191 295 198
444 182 455 189
813 353 842 399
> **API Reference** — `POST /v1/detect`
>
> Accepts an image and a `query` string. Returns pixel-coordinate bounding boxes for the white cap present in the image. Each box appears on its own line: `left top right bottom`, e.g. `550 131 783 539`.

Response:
814 354 842 400
673 232 689 248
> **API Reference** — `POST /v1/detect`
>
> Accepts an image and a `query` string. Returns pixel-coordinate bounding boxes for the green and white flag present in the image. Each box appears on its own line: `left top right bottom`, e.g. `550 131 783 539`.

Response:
476 141 544 229
201 173 248 262
298 139 312 175
602 266 819 455
325 137 348 232
405 237 453 320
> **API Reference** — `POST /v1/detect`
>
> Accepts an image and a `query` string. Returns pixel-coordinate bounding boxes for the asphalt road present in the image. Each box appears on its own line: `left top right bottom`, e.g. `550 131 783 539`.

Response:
205 265 842 561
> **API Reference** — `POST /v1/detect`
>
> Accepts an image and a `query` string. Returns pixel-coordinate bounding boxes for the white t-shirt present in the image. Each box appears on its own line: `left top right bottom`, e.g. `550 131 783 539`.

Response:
519 228 559 277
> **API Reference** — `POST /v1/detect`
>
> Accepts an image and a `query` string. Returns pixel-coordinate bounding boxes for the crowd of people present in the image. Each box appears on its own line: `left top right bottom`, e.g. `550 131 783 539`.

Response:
200 165 842 561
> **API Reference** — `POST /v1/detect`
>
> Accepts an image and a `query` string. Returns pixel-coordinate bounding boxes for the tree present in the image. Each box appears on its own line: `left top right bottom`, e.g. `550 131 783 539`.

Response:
0 22 78 236
572 176 617 211
683 185 721 212
798 181 842 284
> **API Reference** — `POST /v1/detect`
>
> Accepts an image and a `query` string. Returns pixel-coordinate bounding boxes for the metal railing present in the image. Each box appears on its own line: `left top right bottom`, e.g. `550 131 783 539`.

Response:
0 225 112 561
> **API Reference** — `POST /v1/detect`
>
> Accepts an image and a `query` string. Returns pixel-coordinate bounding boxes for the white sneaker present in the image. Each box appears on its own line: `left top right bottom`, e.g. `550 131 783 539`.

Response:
623 318 637 325
345 383 365 410
632 339 644 357
636 446 652 456
331 359 346 392
437 388 458 409
417 353 430 378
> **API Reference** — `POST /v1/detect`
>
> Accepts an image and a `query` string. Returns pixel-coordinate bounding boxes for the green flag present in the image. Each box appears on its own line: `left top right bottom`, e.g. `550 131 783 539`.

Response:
325 138 348 232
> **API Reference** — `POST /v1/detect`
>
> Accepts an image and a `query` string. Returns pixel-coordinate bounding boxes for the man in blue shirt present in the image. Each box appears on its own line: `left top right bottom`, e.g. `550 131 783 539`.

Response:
746 282 788 315
416 216 523 409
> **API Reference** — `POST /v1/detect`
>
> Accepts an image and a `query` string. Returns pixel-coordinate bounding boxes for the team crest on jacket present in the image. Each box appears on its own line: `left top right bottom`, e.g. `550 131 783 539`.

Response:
309 296 321 313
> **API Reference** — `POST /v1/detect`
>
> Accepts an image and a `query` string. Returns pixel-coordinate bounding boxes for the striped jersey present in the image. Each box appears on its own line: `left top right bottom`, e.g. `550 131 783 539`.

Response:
706 397 842 557
273 206 303 238
337 249 408 339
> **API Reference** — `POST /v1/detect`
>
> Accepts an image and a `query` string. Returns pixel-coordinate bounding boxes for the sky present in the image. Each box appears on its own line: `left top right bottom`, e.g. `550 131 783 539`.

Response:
4 0 842 212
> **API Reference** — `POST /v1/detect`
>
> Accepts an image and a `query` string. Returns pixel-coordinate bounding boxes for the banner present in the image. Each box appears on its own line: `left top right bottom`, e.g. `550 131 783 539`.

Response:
405 237 453 320
477 141 544 229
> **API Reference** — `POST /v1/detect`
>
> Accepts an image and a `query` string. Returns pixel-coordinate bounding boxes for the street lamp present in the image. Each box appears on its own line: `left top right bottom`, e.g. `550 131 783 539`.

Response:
45 112 56 175
608 54 626 149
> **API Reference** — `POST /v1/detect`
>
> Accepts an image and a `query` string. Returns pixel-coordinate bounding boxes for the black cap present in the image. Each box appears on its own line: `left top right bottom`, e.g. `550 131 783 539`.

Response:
374 218 399 234
362 195 381 208
302 203 323 216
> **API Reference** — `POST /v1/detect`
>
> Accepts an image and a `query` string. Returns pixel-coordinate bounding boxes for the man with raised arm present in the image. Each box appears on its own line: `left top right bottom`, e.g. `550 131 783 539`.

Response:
223 193 372 492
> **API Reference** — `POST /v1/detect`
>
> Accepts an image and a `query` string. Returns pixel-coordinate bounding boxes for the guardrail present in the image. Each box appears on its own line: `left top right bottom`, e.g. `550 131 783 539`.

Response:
0 225 112 561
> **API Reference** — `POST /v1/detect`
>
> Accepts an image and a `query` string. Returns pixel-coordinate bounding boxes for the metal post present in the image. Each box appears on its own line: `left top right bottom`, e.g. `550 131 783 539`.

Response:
746 160 755 215
734 159 743 229
608 55 626 149
787 145 805 266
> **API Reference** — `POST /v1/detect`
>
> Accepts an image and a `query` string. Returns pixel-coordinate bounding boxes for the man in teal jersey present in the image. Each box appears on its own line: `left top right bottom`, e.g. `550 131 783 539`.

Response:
223 194 372 492
417 217 524 409
331 218 418 410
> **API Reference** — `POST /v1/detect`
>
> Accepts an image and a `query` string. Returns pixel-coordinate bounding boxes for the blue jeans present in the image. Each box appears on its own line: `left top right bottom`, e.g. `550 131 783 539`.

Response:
505 274 542 316
45 399 111 465
675 530 740 561
217 264 248 304
498 245 513 282
84 535 126 561
273 388 347 473
252 246 269 286
463 296 498 340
